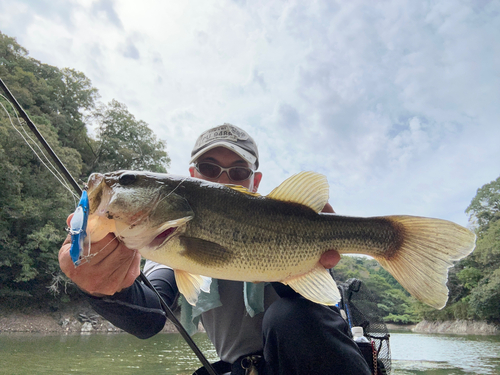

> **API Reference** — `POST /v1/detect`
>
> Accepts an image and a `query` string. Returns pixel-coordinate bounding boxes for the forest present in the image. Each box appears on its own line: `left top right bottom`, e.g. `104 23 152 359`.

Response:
1 32 499 325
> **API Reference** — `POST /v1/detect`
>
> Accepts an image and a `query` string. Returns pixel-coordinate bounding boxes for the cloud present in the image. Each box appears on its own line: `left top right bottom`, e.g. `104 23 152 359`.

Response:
122 39 140 60
90 0 123 29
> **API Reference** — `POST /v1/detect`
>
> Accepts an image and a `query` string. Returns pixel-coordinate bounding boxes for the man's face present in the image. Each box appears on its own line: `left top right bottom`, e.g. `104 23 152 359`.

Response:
189 147 262 192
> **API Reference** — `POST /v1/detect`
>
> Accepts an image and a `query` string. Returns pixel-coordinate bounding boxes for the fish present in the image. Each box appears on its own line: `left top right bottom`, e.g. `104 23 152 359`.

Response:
84 170 476 310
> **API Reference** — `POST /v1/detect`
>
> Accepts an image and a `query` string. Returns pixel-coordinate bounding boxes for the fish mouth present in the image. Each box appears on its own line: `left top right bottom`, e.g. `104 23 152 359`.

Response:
145 216 193 250
148 226 178 249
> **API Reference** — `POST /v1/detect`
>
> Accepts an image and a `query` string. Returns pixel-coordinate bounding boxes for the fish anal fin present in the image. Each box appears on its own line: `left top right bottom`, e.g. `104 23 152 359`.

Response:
174 269 212 306
374 215 476 310
283 265 340 305
267 172 329 213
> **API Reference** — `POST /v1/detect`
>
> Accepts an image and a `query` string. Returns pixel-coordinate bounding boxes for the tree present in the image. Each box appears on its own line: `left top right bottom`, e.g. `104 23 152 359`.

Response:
0 32 99 178
331 256 419 323
466 176 500 234
0 112 76 304
456 175 500 322
1 32 170 309
470 217 500 270
90 99 170 173
469 268 500 321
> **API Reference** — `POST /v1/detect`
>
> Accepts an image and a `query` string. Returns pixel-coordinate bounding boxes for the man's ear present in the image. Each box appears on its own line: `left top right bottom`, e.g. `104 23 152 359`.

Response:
189 166 195 177
252 172 263 193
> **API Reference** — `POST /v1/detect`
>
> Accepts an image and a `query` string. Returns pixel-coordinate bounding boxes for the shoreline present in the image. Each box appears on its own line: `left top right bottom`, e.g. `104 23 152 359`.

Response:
412 319 499 335
1 305 498 336
0 302 179 335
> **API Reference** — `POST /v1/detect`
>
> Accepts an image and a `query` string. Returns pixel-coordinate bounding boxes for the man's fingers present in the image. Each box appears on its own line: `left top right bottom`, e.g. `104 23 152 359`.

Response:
102 246 141 291
59 232 140 296
117 250 142 292
321 203 335 213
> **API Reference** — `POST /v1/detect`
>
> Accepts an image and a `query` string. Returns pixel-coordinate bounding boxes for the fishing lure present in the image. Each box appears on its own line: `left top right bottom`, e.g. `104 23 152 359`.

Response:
69 190 89 265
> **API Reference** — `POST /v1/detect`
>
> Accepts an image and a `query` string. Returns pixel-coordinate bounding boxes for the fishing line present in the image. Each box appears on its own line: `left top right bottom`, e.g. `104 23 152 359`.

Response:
2 86 188 262
0 95 79 202
150 176 189 209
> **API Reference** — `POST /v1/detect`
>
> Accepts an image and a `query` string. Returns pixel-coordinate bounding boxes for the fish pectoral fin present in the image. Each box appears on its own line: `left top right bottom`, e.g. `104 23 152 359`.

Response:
174 270 212 306
282 265 341 305
267 171 329 213
179 236 234 266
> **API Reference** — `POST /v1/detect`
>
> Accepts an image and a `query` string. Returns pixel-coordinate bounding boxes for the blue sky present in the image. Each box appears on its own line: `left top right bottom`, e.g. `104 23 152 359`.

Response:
1 0 499 227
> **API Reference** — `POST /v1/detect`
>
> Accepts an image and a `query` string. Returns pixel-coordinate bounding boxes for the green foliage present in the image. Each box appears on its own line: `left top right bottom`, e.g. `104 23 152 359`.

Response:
0 33 98 178
457 267 483 290
0 110 76 302
0 32 170 308
466 176 500 234
90 100 170 173
468 268 500 321
332 256 420 324
471 219 500 270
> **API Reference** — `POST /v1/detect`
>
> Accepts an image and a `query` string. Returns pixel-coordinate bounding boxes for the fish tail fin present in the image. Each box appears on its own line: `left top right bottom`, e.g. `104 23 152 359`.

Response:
374 216 476 310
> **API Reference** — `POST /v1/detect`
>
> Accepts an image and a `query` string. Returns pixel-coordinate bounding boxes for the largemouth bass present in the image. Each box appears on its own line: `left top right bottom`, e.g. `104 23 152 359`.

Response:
85 170 476 310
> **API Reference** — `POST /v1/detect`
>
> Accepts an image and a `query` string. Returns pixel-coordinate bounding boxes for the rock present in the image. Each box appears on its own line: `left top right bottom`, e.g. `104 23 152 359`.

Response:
413 320 499 335
60 318 70 327
81 322 93 333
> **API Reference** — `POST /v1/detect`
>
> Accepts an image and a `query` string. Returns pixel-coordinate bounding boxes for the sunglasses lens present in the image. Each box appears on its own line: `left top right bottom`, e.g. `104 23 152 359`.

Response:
197 163 253 182
198 163 222 178
228 168 252 181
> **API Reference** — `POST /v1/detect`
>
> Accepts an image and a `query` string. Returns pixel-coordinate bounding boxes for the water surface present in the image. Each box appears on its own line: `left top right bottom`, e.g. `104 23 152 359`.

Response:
390 331 500 374
0 331 499 374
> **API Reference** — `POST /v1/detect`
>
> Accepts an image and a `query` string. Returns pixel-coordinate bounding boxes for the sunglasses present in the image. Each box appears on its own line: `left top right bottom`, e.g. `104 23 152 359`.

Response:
195 162 254 182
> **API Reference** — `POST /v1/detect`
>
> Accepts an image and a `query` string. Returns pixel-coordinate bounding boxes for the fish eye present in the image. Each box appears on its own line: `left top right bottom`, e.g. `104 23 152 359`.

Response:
119 173 137 186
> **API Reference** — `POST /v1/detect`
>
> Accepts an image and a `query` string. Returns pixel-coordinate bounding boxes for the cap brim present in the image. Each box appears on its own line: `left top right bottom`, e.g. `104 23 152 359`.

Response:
190 141 257 166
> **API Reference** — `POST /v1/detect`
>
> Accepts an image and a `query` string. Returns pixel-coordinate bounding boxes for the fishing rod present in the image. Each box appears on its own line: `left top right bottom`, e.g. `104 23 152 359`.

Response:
0 78 218 375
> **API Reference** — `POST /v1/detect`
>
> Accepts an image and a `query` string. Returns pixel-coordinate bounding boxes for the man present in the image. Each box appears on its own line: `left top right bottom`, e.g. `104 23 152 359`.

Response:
59 123 371 375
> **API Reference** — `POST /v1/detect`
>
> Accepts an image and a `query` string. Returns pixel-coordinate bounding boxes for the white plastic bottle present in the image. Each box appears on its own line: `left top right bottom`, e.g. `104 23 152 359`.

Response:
351 326 370 343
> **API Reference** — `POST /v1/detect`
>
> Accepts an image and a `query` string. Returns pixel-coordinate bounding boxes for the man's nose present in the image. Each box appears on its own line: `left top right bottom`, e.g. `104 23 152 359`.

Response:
216 171 231 184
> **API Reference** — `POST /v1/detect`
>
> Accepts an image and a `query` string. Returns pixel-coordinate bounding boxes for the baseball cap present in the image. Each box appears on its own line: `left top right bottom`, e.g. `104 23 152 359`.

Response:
190 123 259 169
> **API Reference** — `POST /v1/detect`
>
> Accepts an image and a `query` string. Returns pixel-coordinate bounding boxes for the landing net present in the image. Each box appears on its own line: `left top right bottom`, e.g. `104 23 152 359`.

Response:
337 277 391 374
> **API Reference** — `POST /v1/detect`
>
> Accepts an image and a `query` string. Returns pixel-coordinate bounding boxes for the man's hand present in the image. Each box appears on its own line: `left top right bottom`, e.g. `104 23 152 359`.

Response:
59 215 141 297
319 203 341 269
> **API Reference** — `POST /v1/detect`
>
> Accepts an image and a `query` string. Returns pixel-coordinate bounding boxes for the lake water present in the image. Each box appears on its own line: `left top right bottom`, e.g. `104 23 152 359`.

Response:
0 331 499 374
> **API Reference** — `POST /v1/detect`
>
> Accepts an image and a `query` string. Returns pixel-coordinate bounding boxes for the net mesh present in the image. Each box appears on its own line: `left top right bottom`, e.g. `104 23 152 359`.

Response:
337 278 391 374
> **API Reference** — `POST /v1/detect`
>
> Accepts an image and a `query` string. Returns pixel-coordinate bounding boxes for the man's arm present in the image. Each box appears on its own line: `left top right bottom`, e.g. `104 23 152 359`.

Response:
87 267 177 339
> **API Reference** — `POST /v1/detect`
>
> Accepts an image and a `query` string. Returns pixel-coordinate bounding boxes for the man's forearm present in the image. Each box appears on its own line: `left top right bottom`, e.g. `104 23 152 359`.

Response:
86 268 178 339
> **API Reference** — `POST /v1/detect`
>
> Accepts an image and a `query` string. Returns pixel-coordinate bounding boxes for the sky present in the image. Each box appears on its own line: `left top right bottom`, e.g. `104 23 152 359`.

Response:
1 0 499 227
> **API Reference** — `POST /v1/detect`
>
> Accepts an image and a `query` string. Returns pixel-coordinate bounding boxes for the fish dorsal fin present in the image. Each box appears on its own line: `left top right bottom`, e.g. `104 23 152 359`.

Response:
226 184 261 197
267 172 329 213
174 270 211 305
283 265 341 305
